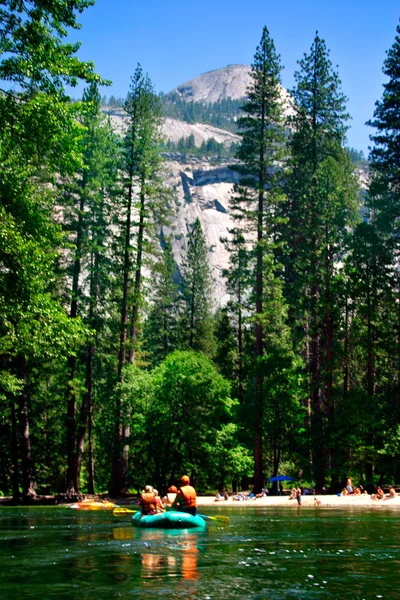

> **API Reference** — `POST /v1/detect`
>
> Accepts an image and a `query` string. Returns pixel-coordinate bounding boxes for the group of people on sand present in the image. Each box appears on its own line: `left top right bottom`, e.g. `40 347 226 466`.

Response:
341 478 367 496
231 488 269 501
341 477 399 500
371 485 398 501
139 475 198 516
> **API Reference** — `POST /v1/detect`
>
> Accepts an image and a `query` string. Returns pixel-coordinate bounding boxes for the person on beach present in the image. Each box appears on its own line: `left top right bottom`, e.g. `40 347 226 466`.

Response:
296 486 302 505
215 491 229 501
383 485 397 500
162 485 178 507
346 478 354 494
139 485 157 515
172 475 198 515
371 486 385 500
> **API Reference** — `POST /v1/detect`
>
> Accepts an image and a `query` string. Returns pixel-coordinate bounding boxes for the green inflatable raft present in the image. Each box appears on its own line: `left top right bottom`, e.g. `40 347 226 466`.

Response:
132 510 206 529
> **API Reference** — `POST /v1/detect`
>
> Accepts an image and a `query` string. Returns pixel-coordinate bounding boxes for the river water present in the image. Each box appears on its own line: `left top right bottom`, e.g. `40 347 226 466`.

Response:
0 505 399 599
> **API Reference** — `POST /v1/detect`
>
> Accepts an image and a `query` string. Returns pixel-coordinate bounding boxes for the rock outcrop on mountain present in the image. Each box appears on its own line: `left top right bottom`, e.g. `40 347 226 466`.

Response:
172 64 252 103
162 118 239 147
161 158 236 305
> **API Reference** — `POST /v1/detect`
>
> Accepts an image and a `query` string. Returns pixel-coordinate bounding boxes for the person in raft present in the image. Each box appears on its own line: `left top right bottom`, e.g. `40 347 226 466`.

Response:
152 489 164 512
171 475 198 516
139 485 157 515
161 485 178 508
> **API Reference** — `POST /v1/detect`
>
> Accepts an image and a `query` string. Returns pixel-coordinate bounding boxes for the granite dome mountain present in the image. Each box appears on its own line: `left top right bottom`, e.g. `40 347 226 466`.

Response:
171 64 252 103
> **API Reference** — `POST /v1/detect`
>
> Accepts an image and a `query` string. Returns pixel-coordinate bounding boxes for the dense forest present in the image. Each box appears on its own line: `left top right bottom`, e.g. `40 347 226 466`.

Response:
1 0 400 501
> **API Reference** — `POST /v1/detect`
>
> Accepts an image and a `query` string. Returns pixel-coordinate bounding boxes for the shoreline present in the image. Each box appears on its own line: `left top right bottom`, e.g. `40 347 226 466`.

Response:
1 494 400 509
196 494 400 508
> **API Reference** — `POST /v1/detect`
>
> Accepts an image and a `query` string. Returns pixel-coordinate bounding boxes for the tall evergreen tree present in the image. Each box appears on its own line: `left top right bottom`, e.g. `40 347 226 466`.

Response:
232 26 286 492
144 239 180 366
180 218 215 355
285 33 357 487
360 21 400 480
60 82 119 496
222 229 253 403
368 22 400 237
111 66 170 496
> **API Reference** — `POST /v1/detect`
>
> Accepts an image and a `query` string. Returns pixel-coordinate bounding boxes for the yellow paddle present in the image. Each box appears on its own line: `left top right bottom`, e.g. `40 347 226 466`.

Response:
198 513 230 525
113 507 138 516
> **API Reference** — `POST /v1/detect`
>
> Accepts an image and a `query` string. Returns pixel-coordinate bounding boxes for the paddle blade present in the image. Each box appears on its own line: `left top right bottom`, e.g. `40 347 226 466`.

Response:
199 513 230 525
113 507 138 517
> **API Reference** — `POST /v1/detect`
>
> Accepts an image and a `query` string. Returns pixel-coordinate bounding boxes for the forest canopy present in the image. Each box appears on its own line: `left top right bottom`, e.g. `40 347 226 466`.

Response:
1 1 399 500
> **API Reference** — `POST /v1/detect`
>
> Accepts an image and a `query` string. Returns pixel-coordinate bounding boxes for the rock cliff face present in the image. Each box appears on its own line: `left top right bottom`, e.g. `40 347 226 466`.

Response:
162 158 237 305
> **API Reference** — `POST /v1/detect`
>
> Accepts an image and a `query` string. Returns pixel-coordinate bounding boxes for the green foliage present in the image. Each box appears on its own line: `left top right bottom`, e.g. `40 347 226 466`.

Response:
160 93 243 132
161 135 238 162
346 147 368 166
148 350 234 489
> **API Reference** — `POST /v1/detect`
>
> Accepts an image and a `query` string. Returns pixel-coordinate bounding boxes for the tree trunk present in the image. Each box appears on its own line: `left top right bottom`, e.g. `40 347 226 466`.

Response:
397 280 400 407
366 263 374 397
11 399 19 500
111 167 134 497
16 358 36 499
254 190 264 494
128 180 145 364
87 375 95 495
66 191 86 497
343 297 349 397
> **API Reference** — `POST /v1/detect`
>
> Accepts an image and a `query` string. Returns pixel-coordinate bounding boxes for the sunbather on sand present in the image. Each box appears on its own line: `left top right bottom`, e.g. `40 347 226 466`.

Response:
371 486 385 500
382 485 397 500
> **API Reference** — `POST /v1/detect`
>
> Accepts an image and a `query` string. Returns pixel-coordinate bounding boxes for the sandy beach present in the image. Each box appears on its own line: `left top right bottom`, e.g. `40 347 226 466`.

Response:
196 494 400 508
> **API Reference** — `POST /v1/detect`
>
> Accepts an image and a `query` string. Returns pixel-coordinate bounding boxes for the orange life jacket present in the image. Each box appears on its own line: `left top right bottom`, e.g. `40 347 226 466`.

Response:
140 492 156 515
179 485 197 508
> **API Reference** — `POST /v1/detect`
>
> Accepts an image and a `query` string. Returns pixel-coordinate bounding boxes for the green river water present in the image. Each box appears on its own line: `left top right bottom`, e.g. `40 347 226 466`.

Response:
0 506 399 599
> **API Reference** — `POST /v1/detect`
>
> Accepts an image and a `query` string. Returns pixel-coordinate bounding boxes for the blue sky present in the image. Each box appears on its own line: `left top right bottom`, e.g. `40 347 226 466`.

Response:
70 0 399 155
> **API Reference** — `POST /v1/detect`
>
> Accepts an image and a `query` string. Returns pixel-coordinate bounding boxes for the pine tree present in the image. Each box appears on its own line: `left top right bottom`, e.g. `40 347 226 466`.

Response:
368 22 400 235
58 82 119 497
285 33 357 487
180 218 215 355
363 22 400 479
232 26 286 492
144 239 180 366
222 228 252 403
111 65 171 496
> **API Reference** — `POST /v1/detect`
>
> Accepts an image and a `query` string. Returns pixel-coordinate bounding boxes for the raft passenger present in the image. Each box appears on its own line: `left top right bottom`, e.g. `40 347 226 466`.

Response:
153 489 164 512
172 475 198 516
162 485 178 508
139 485 156 515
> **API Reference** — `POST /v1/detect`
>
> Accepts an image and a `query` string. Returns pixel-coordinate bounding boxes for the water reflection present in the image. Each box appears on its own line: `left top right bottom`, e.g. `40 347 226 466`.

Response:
181 535 199 581
112 526 133 541
137 530 200 582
